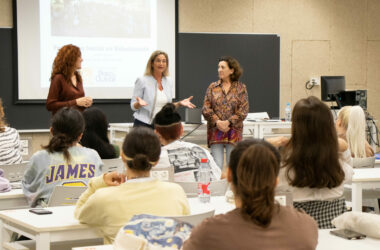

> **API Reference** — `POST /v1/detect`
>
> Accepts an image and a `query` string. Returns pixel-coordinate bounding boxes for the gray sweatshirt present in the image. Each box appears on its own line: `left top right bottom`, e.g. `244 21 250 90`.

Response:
22 146 103 207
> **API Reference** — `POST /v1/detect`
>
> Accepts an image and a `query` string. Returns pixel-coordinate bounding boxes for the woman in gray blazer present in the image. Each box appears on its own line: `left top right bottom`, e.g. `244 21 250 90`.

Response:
131 50 195 128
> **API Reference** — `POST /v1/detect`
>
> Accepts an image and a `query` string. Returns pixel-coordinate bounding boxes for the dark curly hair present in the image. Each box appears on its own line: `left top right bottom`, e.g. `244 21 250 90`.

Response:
219 56 243 82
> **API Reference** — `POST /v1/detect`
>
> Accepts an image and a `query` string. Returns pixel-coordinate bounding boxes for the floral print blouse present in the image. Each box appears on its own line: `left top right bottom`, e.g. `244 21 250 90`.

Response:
202 80 249 147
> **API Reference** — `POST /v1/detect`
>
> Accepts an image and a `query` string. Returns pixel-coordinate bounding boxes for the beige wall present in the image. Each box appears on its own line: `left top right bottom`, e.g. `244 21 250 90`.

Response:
179 0 380 123
0 0 12 28
2 0 379 152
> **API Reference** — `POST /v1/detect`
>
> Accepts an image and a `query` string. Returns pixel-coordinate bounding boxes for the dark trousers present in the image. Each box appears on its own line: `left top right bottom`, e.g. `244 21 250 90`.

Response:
133 119 154 129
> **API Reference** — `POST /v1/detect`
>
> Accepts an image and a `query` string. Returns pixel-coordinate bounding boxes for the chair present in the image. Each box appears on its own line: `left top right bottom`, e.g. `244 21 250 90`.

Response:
19 137 33 161
0 162 29 182
275 190 293 206
150 167 174 182
353 157 376 168
102 158 124 173
47 186 87 207
175 179 229 197
169 209 215 226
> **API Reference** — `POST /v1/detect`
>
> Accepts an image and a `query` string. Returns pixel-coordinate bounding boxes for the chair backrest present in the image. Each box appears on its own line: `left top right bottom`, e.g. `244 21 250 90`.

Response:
275 190 293 206
102 158 125 173
150 167 174 182
209 179 229 196
175 181 198 197
353 157 376 168
175 179 229 197
0 162 29 182
19 137 33 161
169 209 215 226
47 186 87 207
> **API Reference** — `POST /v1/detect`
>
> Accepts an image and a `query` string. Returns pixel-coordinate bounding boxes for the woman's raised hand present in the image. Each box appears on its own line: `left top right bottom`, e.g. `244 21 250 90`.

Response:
179 96 196 109
136 97 148 107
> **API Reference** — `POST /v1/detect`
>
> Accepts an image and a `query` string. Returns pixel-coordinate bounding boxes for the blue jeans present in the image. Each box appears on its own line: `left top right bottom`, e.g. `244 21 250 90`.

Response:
210 144 234 170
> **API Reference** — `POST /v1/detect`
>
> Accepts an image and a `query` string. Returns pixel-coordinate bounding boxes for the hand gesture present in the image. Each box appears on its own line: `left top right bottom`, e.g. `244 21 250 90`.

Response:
179 96 196 109
136 97 148 107
103 171 126 186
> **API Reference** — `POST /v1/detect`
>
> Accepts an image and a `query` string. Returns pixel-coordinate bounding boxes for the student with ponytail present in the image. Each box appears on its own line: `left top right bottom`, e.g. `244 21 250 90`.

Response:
75 127 189 244
183 139 318 250
22 107 103 207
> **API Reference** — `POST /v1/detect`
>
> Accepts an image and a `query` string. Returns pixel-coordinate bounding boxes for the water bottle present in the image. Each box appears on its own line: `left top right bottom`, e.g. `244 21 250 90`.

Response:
198 158 211 203
285 102 291 121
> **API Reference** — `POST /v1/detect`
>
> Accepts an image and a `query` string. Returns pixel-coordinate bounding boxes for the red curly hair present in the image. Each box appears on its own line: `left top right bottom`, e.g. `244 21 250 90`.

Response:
50 44 82 84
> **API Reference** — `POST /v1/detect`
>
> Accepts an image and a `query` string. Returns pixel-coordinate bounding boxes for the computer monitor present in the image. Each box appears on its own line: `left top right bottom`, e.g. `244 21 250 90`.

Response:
321 76 345 102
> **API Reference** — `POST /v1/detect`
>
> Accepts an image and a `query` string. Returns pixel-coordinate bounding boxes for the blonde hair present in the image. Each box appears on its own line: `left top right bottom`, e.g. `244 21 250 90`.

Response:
144 50 169 76
0 99 7 132
337 106 351 130
346 106 367 158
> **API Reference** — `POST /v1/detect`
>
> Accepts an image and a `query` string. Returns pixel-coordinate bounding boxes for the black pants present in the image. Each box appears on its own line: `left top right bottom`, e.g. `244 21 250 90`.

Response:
133 119 154 129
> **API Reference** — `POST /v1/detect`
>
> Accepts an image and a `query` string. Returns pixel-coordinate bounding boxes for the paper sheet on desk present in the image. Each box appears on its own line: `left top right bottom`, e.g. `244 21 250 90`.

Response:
246 112 270 121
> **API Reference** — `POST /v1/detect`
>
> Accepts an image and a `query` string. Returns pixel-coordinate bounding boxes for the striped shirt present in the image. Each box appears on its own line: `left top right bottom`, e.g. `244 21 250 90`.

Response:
0 127 23 165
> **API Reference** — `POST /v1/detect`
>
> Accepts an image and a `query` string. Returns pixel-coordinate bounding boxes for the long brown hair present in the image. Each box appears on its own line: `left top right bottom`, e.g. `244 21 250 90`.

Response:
43 107 85 162
282 96 344 188
0 98 7 132
229 139 281 227
50 44 82 84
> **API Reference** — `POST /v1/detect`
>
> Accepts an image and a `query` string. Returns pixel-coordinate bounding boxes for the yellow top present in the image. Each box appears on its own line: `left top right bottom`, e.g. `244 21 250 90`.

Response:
74 175 190 244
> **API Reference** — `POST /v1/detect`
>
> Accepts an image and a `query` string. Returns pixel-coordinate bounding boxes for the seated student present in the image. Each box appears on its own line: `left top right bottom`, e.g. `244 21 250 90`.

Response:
74 127 190 244
0 98 23 165
336 106 374 158
272 96 353 228
22 107 103 207
153 103 221 182
182 139 318 250
80 107 120 159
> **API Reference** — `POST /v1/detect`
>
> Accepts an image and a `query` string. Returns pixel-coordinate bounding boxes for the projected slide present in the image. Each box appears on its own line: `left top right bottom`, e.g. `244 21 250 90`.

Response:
17 0 175 100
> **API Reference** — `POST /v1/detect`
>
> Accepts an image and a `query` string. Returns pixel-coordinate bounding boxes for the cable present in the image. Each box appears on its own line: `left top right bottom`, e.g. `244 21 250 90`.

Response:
180 124 202 141
366 117 379 147
305 80 315 90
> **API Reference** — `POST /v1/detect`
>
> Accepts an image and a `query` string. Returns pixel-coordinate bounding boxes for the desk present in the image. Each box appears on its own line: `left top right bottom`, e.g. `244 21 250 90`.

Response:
351 168 380 212
73 229 380 250
109 121 291 144
0 189 28 210
0 206 101 250
317 229 380 250
0 196 233 250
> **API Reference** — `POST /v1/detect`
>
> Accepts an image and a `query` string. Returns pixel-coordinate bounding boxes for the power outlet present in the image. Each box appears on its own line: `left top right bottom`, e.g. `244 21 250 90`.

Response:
310 77 320 86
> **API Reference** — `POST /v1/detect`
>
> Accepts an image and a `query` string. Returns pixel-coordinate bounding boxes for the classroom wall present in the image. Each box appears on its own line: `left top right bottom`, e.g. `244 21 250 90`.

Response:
1 0 379 153
178 0 380 124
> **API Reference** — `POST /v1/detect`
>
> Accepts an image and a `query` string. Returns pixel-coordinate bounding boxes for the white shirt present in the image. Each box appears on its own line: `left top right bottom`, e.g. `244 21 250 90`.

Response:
152 88 168 120
156 140 221 182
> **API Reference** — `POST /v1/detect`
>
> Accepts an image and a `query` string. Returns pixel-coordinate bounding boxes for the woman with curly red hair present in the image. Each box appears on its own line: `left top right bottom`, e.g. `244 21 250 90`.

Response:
46 44 93 115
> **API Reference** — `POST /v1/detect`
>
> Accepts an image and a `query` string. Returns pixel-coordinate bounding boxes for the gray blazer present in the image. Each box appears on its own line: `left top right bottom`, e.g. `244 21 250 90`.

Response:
130 75 173 124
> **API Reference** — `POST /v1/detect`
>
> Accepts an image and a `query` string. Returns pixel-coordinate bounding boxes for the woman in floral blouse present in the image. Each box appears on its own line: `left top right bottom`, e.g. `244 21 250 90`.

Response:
202 56 249 170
